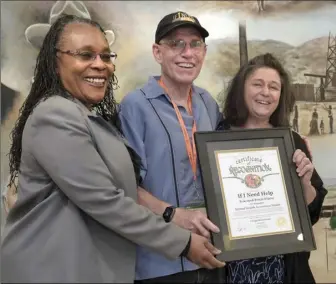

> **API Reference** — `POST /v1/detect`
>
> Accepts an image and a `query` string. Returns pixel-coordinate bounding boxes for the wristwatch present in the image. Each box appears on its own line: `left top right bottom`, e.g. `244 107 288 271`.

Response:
163 206 176 223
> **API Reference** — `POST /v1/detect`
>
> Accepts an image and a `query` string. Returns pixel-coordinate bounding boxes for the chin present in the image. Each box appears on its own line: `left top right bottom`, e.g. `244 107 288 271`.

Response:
254 108 273 117
255 114 272 122
89 94 106 105
176 76 196 85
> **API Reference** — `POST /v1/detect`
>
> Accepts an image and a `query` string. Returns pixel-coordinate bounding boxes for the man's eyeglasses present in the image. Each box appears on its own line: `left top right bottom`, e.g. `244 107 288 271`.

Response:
159 39 206 53
56 49 117 64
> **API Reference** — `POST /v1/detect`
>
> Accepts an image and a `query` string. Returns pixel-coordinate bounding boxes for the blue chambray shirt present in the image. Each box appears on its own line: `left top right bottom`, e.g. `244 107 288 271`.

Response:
119 76 221 280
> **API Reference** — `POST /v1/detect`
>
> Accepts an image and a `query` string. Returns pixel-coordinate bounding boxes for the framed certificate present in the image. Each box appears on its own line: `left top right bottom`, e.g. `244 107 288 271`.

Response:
194 127 316 262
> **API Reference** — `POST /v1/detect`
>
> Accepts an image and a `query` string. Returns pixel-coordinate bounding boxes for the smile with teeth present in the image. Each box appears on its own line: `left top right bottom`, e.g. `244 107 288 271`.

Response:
177 63 194 68
84 77 106 86
256 100 271 105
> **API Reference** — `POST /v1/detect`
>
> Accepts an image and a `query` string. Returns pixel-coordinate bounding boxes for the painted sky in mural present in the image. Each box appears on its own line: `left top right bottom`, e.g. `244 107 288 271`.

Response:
1 1 336 97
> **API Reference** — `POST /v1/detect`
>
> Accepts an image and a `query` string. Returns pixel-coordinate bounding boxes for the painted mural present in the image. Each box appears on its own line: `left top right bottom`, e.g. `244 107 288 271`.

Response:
1 0 336 280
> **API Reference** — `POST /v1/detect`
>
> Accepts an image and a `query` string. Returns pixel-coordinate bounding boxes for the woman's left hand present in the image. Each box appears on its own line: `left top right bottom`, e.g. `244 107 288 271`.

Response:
293 149 316 204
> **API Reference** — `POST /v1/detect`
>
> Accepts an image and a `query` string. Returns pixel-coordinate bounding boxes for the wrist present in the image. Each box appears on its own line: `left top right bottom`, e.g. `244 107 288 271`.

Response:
171 207 183 224
304 183 316 205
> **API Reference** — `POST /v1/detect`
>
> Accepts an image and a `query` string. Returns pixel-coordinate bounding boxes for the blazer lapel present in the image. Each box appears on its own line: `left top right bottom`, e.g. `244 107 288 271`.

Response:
88 115 120 137
69 97 124 141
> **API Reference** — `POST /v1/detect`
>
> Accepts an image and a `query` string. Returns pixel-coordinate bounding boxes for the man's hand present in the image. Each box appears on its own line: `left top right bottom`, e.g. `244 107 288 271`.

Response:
172 208 220 238
187 233 225 269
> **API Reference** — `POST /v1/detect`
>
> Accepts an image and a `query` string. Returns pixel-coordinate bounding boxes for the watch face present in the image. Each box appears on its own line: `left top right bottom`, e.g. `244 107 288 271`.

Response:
163 206 174 222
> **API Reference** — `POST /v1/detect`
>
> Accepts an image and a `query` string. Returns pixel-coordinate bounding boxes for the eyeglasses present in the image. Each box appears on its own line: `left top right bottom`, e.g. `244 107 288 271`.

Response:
159 39 206 53
56 49 117 64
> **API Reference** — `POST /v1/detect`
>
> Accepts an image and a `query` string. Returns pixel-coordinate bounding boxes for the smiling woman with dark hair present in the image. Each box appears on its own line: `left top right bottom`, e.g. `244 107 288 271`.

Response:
1 14 223 283
217 53 327 283
221 53 294 129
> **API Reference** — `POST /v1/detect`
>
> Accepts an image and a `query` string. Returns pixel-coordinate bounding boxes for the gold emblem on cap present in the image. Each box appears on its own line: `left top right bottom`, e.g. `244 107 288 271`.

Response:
172 12 196 23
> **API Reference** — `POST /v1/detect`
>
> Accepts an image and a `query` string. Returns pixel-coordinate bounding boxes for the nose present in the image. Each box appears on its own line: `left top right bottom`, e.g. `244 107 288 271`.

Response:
90 55 106 70
180 43 193 57
261 85 271 96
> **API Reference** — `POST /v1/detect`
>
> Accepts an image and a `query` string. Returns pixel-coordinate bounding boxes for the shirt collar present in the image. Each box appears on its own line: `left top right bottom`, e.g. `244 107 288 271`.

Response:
140 75 205 99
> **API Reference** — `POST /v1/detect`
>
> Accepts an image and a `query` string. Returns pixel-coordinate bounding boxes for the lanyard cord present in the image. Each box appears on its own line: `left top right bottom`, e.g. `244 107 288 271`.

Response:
158 78 197 180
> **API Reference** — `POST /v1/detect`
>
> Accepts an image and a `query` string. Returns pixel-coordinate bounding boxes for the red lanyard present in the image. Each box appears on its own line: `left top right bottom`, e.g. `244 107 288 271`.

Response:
158 78 197 180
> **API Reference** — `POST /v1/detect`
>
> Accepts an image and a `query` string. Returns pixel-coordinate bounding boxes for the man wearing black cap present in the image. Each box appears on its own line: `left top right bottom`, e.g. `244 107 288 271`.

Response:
120 11 224 283
155 11 209 44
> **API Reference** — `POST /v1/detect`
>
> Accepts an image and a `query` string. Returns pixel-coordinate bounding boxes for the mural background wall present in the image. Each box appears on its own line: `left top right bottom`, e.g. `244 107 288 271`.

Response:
1 1 336 281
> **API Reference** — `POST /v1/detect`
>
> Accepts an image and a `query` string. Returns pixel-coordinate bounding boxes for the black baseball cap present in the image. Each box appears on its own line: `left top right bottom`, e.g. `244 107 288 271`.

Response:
155 11 209 44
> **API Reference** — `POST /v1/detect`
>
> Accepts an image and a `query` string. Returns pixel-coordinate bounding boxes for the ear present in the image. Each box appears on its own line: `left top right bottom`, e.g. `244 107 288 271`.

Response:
152 43 163 64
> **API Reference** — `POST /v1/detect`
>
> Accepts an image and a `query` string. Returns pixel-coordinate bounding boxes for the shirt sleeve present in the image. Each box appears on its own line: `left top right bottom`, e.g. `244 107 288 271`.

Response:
119 95 148 182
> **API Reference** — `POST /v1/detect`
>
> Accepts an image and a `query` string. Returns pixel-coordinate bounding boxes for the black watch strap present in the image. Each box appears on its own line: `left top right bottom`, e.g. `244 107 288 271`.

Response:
163 206 176 223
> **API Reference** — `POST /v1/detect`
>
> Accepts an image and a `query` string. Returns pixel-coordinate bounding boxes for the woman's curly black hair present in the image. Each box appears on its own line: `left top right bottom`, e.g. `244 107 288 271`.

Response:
8 15 141 189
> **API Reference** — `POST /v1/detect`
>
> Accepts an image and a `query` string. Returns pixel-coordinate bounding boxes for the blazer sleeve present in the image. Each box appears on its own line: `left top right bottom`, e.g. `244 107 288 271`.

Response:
29 100 190 260
292 131 328 225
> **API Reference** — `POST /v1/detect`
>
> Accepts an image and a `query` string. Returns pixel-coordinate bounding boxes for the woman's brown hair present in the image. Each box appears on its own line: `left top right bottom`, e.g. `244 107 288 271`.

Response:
223 53 295 127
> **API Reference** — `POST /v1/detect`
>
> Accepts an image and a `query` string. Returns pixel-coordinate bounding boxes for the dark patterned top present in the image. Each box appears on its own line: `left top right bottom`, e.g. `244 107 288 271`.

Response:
227 255 285 283
216 120 327 283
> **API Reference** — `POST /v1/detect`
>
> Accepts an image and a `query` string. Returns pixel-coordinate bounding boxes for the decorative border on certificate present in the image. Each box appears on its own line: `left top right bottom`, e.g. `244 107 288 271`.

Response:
214 147 295 240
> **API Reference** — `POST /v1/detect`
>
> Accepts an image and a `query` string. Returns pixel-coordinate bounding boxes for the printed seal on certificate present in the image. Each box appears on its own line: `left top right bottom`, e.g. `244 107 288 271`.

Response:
276 217 288 228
